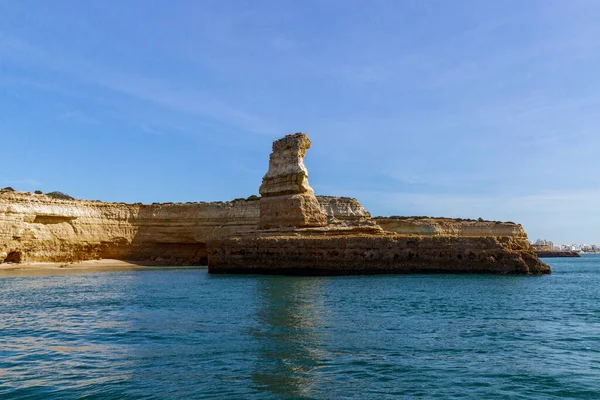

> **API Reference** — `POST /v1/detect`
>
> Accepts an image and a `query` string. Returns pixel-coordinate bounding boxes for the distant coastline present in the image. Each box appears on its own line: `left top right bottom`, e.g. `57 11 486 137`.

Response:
536 250 581 258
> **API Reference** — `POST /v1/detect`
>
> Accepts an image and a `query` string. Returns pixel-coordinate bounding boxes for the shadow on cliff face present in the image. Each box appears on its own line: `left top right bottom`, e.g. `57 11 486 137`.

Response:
249 277 328 398
3 251 22 263
91 225 209 266
124 240 208 266
111 201 260 266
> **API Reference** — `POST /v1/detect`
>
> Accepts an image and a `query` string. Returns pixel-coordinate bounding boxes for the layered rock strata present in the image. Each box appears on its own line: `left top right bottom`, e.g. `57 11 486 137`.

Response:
0 191 257 265
375 217 528 238
0 190 374 265
1 131 550 275
258 133 327 229
318 196 380 228
207 133 549 275
208 235 550 275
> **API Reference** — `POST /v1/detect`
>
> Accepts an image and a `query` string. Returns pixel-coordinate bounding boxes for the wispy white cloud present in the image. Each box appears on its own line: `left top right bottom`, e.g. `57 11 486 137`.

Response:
57 110 98 124
139 123 162 135
2 2 600 243
0 33 280 137
0 32 29 52
92 74 280 136
367 189 600 214
383 170 492 189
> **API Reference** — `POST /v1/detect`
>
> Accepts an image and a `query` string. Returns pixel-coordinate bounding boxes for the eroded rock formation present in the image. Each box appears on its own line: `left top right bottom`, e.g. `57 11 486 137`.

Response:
258 133 327 229
0 190 257 265
318 196 379 229
207 132 549 275
0 190 374 265
209 235 549 275
0 131 550 275
375 217 528 238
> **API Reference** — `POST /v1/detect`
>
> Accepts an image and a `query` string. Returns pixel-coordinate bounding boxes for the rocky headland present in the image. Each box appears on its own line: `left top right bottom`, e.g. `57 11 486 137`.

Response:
536 250 581 258
207 133 548 275
1 133 550 275
375 216 527 238
0 190 372 266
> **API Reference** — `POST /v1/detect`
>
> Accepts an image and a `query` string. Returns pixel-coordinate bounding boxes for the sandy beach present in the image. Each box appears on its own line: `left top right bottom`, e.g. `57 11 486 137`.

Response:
0 259 198 276
0 259 144 270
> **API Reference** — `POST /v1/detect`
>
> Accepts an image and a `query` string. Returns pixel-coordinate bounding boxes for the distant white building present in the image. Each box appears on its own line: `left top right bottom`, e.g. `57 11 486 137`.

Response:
533 239 554 250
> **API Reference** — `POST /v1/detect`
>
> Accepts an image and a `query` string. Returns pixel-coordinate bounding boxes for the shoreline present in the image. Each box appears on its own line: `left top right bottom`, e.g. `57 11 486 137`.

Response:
0 259 207 273
0 259 144 271
536 250 580 258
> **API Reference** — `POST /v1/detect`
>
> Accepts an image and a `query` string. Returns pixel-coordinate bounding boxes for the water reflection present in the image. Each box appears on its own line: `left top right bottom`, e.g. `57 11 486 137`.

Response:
251 277 329 399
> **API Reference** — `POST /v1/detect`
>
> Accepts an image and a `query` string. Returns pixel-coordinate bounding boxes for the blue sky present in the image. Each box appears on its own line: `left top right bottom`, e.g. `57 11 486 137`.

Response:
1 0 599 244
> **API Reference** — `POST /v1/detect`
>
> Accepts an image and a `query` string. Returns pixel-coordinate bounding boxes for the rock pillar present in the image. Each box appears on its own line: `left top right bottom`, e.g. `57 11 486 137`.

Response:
258 133 327 229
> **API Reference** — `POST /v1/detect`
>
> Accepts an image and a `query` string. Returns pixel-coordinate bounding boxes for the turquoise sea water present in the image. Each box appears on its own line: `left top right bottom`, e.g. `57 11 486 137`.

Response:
1 256 600 399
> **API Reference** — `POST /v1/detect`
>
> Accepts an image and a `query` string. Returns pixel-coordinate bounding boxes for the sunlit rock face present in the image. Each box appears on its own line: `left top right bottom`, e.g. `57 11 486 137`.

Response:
208 131 550 276
0 190 378 265
0 191 259 265
317 196 379 228
0 130 551 275
375 217 528 238
258 133 327 229
259 133 314 197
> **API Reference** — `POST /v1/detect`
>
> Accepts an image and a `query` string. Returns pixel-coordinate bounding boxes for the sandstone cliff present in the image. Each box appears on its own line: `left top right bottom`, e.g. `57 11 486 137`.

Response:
0 190 374 265
208 234 549 275
258 133 327 229
375 217 527 238
0 190 256 265
1 131 550 275
207 133 549 275
318 196 379 228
